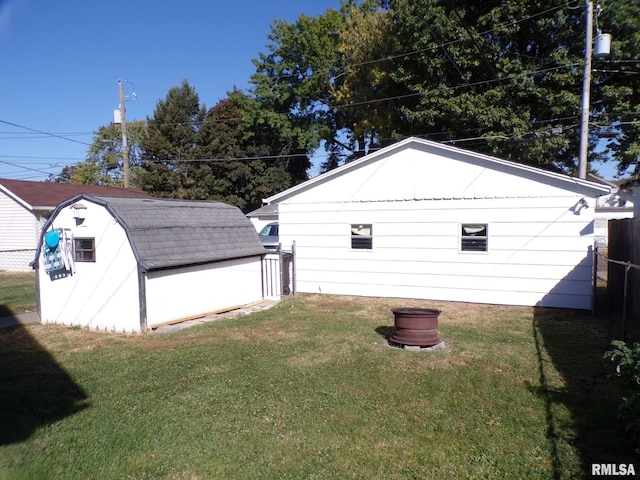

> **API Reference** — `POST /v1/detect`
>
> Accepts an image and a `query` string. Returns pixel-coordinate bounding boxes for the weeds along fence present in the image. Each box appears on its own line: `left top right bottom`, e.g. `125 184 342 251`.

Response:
598 218 640 340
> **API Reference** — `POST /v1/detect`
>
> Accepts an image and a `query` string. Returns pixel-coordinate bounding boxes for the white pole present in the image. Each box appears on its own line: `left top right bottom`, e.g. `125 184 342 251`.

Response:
578 1 593 180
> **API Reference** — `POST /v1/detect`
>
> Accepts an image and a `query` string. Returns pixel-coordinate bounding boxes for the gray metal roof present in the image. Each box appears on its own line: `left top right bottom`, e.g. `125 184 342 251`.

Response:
39 195 266 271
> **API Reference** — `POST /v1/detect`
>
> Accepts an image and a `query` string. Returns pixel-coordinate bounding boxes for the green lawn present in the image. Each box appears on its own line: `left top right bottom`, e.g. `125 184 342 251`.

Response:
0 271 36 316
0 294 633 479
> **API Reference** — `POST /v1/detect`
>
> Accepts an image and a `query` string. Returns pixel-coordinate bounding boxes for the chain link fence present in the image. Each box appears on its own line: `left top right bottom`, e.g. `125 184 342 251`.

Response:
595 245 640 341
0 249 36 272
0 249 37 317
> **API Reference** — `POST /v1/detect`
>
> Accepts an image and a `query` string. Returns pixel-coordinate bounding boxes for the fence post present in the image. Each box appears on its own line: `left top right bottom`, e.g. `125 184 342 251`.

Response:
592 245 598 314
291 241 296 295
623 264 631 341
278 246 284 300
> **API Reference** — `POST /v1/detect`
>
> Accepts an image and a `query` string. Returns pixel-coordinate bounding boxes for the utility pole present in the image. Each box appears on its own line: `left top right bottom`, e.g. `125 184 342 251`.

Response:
578 2 611 179
118 80 130 188
578 1 594 180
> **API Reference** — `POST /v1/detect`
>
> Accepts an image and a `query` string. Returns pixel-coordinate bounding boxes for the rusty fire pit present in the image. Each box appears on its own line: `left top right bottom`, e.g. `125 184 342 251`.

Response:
390 308 441 347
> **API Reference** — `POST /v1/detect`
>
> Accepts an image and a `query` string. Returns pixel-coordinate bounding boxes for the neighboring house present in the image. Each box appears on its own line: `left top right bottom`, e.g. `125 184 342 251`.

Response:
587 174 634 246
32 195 266 333
0 178 150 272
619 179 640 218
247 203 278 232
263 137 611 310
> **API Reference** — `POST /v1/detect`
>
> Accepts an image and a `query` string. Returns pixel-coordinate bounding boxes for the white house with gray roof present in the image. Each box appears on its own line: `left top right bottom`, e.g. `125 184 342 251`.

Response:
263 137 610 310
31 195 266 333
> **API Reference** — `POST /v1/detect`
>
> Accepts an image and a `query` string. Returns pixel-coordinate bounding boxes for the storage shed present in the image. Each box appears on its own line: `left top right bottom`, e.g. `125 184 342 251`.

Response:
263 137 611 310
32 195 266 333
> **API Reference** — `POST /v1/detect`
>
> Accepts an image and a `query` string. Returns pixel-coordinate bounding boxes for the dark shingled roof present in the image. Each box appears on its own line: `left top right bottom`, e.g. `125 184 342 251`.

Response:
39 195 266 271
0 177 150 209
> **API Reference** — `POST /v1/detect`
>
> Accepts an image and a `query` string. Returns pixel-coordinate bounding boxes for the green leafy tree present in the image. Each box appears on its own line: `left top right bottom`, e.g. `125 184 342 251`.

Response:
385 0 591 171
249 6 348 166
198 90 302 209
331 2 405 158
596 1 640 175
51 121 146 186
133 81 309 208
137 79 207 198
252 0 640 175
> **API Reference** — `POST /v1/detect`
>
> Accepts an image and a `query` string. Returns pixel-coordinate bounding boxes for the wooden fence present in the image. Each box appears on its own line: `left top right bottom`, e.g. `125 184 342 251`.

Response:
606 218 640 339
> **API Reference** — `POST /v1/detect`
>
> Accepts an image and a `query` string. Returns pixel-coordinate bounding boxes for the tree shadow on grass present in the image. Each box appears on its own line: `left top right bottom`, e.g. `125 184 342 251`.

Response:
532 307 637 479
0 305 89 445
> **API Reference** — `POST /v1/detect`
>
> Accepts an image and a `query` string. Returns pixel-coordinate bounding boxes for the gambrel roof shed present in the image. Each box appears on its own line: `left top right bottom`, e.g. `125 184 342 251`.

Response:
36 195 266 271
33 195 266 333
263 137 611 310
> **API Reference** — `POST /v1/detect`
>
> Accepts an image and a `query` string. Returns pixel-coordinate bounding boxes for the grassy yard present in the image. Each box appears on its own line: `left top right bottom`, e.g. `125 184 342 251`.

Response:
0 294 633 479
0 271 36 316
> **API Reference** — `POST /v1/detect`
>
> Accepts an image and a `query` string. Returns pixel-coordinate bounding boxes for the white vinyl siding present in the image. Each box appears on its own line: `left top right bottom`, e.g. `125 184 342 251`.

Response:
280 197 594 309
38 204 140 332
0 192 40 271
273 139 602 311
145 256 263 327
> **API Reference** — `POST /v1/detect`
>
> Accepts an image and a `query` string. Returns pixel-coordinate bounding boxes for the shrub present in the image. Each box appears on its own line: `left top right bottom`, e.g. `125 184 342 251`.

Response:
604 340 640 441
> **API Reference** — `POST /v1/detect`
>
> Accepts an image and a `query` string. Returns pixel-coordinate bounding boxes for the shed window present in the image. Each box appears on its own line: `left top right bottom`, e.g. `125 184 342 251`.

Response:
351 224 372 250
461 224 488 252
75 238 96 262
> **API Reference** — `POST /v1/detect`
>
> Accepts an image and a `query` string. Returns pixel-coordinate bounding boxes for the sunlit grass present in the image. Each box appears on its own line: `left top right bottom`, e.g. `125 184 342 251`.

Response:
0 294 632 479
0 271 36 315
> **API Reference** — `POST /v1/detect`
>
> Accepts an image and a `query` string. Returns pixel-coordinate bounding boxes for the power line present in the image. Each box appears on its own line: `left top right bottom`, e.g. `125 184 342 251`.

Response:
0 159 60 176
0 132 93 140
0 154 85 161
0 119 93 147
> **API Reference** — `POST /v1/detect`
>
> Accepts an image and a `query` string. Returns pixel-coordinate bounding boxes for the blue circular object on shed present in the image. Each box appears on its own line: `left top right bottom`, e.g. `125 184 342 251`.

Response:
45 230 60 248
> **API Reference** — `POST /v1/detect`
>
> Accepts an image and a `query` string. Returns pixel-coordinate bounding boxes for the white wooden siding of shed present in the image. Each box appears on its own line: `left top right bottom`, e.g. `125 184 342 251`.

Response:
278 195 596 309
0 191 39 271
37 202 141 332
144 256 263 327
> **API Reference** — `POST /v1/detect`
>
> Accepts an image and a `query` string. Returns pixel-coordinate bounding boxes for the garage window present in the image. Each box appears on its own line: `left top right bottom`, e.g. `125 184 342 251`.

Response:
461 224 488 252
351 224 372 250
75 238 96 262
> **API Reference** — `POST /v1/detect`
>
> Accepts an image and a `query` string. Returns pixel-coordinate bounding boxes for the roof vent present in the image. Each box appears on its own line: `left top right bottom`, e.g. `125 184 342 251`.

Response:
72 203 87 219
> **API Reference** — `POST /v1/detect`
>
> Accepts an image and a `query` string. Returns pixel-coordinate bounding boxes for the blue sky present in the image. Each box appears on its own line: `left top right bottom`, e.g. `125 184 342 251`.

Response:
0 0 338 181
0 0 621 182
